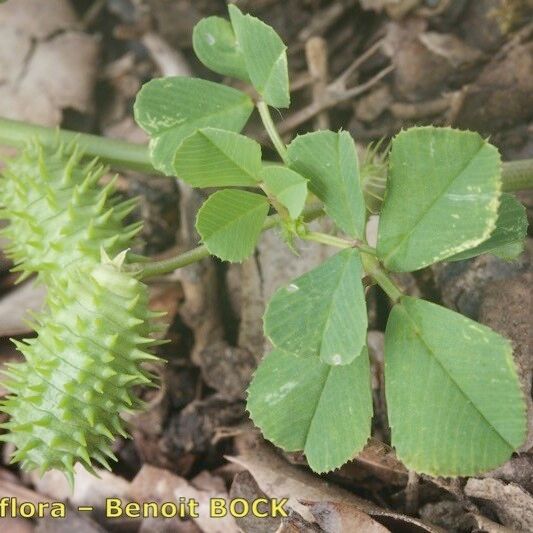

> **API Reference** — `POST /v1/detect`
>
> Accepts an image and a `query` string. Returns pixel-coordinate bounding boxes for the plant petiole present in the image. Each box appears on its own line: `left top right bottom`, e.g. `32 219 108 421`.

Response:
361 252 403 303
302 231 378 255
256 101 289 164
137 202 325 278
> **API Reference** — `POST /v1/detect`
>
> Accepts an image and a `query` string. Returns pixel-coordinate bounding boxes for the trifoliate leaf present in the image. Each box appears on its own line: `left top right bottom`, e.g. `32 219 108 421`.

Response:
447 193 528 261
193 16 250 81
264 249 367 365
247 349 372 473
287 131 366 239
261 166 308 219
196 189 269 262
228 5 290 108
134 77 253 175
377 127 502 272
385 296 526 476
173 128 262 188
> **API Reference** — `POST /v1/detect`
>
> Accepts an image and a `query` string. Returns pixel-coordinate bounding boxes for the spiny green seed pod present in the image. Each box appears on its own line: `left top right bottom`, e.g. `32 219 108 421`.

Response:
0 141 141 282
0 253 162 483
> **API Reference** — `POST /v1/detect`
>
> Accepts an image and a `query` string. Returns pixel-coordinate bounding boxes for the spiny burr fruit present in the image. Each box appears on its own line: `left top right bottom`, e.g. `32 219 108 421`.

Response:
0 141 141 282
0 252 162 484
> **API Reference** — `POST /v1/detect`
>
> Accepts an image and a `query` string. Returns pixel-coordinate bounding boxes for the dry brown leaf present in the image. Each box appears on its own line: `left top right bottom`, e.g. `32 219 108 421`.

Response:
383 19 459 99
277 511 323 532
418 32 483 68
465 513 516 533
140 517 202 533
36 514 107 533
227 436 381 521
228 437 442 532
465 477 533 531
0 0 78 39
229 471 282 533
350 438 408 486
0 0 98 126
304 501 389 533
0 517 34 533
130 465 240 533
484 455 533 494
32 464 130 509
0 282 46 337
0 477 55 504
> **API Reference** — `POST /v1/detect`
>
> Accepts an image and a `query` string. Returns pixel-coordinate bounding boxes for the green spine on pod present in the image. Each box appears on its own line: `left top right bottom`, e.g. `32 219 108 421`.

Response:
0 252 162 483
0 141 142 282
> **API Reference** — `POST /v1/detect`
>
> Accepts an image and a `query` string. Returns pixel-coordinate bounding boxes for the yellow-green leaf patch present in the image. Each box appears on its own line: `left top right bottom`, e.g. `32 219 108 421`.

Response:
447 193 528 261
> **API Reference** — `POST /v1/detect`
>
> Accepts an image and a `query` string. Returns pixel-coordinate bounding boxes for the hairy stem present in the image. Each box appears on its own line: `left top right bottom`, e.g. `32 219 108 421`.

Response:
256 102 289 164
302 231 377 255
137 202 324 278
361 253 403 303
499 159 533 192
0 117 155 174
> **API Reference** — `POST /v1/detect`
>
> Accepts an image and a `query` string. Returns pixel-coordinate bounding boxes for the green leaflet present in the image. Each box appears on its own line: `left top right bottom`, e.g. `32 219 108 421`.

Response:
0 254 160 482
0 142 140 283
134 77 254 175
196 189 269 262
385 297 526 476
264 249 367 365
377 127 502 272
228 5 290 108
193 16 250 81
287 130 366 239
173 128 262 188
261 165 308 219
447 193 528 261
247 349 372 473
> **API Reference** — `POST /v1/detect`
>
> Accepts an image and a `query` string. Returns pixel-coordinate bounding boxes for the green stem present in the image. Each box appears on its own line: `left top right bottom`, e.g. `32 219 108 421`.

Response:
302 232 352 249
0 117 156 174
135 245 210 278
137 202 324 278
256 102 289 164
302 231 377 255
499 159 533 192
361 253 403 303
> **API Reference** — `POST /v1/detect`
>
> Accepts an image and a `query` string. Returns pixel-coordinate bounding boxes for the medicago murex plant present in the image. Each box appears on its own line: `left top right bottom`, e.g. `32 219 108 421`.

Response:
0 4 531 481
